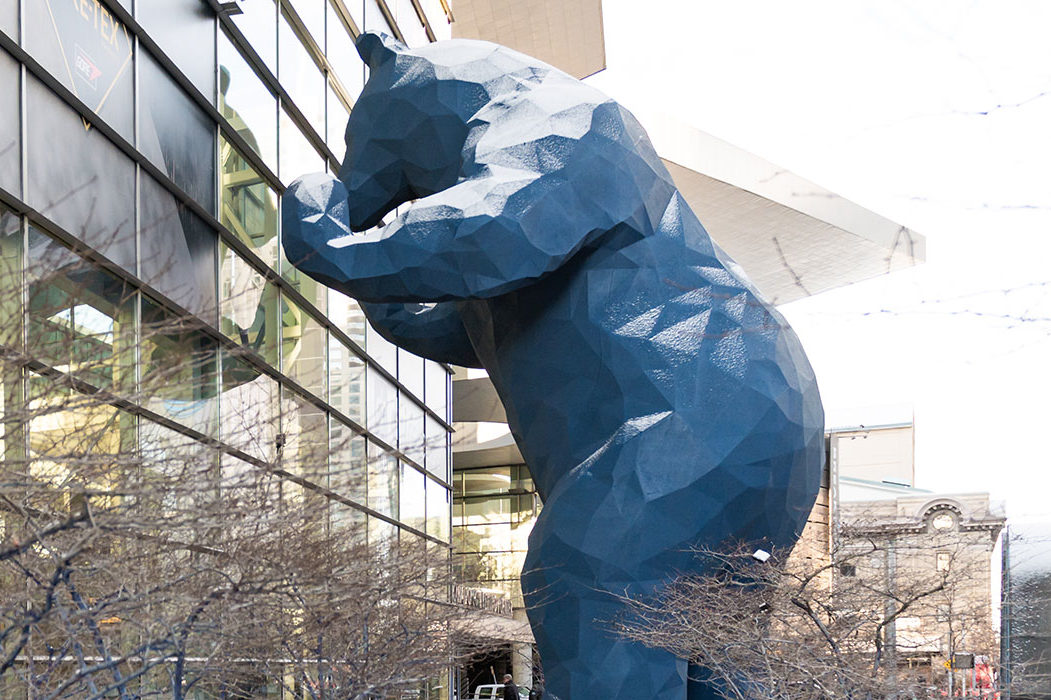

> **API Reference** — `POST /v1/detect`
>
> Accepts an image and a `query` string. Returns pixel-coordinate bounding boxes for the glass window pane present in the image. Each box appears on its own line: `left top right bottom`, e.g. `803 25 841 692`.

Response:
24 0 134 138
26 389 136 513
0 49 20 196
219 31 278 171
141 296 220 437
280 245 327 312
366 365 397 447
279 107 325 185
330 500 365 540
220 244 280 366
279 14 325 131
0 210 21 357
366 320 397 372
140 174 218 321
327 85 350 162
220 136 279 269
425 415 448 480
427 478 449 542
26 76 135 270
290 0 326 45
0 1 16 39
463 467 511 498
367 444 398 519
281 389 328 485
341 0 365 32
220 351 280 461
328 289 366 348
364 0 393 33
25 230 136 392
281 294 327 398
139 50 216 213
137 0 216 105
399 348 424 399
368 513 396 556
326 4 365 101
393 0 428 47
139 419 218 533
418 0 451 40
231 0 277 73
400 461 426 533
400 394 425 465
221 451 282 537
329 335 365 425
424 360 448 418
330 416 366 503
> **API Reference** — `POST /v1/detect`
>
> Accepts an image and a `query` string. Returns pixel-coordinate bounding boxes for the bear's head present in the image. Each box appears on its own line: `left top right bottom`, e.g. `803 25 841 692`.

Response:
341 32 538 230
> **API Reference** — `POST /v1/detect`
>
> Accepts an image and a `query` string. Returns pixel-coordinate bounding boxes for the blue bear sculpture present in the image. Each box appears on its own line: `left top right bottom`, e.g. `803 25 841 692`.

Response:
283 32 824 700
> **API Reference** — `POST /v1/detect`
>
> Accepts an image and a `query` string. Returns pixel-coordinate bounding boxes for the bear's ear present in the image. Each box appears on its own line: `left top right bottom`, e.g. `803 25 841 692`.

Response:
356 31 407 69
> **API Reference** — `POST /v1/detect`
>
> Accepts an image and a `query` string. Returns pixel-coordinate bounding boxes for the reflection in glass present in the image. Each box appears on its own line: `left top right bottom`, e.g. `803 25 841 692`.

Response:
221 452 282 537
0 50 19 196
427 478 450 541
231 0 277 72
367 444 398 520
24 0 134 137
26 388 135 515
26 76 135 270
140 174 218 322
366 320 397 370
330 500 366 540
279 107 326 186
366 366 398 447
219 32 279 172
140 419 219 528
220 136 279 269
281 389 328 485
137 0 216 104
25 230 136 392
329 289 367 348
139 50 216 212
400 395 425 465
368 514 397 557
141 296 219 437
279 14 325 131
426 416 449 481
400 462 426 533
282 294 327 398
220 244 279 366
329 335 365 425
220 351 279 462
280 245 327 312
0 210 21 356
330 416 366 503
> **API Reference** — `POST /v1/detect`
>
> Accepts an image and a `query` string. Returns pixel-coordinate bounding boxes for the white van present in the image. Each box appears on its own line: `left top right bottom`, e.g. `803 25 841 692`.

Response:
467 683 530 699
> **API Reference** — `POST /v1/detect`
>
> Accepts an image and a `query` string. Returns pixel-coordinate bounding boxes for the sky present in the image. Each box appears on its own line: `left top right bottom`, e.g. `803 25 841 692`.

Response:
588 0 1051 522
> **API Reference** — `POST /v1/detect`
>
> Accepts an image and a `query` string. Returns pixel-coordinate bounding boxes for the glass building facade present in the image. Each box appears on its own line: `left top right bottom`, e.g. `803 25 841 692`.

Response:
452 463 540 609
1 0 454 695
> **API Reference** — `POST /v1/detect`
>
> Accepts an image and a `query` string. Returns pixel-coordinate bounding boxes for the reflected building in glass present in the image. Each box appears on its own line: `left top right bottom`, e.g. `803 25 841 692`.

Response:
1 0 454 697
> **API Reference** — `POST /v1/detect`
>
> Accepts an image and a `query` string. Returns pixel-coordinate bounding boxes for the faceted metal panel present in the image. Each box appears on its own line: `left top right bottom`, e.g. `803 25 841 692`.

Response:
282 32 824 700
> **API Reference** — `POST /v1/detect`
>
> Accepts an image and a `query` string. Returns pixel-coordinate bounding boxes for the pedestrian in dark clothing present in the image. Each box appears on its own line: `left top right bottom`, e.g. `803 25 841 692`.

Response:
528 681 544 700
502 674 519 699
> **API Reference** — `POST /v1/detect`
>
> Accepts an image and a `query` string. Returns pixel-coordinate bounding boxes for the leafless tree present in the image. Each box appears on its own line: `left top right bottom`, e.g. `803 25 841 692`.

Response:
0 222 484 699
611 529 999 700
